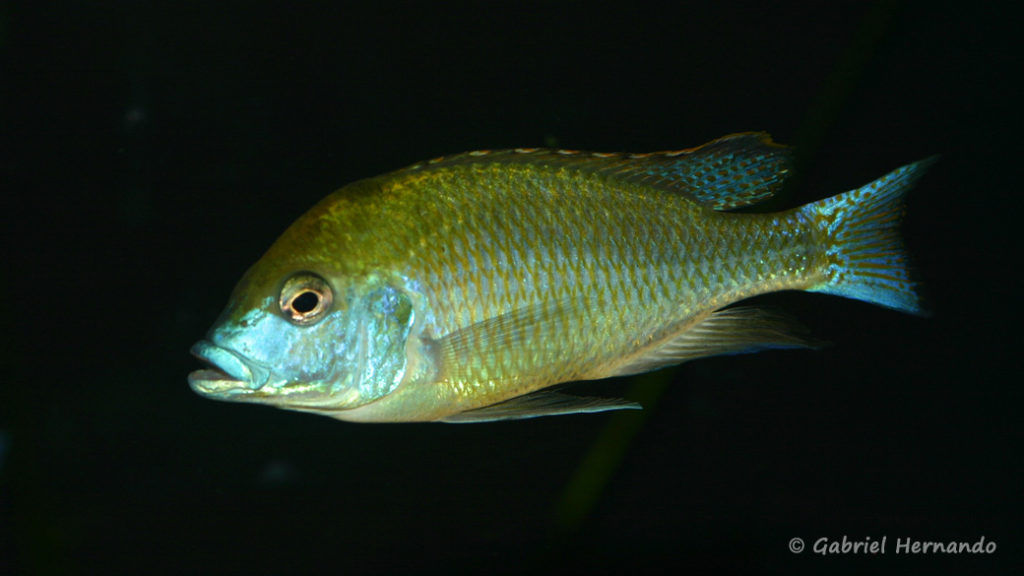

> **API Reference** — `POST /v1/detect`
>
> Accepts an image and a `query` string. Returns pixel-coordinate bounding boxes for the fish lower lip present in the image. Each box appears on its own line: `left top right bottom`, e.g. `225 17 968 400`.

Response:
188 369 246 395
189 341 264 392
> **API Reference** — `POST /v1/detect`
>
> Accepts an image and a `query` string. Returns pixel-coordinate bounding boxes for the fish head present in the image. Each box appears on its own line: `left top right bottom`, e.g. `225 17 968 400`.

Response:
189 253 416 415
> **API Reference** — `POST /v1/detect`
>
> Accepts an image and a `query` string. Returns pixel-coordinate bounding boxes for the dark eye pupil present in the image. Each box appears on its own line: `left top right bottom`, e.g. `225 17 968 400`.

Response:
292 291 320 314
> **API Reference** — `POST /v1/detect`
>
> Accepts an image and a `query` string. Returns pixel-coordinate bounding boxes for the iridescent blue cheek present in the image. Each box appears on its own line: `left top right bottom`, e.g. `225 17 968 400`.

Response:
194 280 417 411
353 285 415 399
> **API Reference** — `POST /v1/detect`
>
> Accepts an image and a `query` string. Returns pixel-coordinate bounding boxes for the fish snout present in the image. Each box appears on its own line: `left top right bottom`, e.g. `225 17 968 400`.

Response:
188 340 270 395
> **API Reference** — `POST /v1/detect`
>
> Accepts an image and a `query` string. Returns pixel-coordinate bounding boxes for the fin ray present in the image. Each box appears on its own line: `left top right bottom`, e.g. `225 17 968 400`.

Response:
611 132 794 210
435 299 575 386
607 307 821 377
397 132 792 210
807 157 937 315
441 391 640 423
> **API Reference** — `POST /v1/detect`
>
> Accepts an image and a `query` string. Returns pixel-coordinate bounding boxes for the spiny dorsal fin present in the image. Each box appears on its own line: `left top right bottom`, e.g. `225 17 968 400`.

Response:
607 306 822 378
441 391 640 423
398 132 793 210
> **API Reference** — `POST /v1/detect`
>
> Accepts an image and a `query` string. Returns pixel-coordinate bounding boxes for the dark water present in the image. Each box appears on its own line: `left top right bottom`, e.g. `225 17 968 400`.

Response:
3 2 1020 574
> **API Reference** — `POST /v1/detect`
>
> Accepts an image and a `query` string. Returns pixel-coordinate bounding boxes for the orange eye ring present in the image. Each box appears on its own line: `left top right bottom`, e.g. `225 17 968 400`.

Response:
279 272 333 325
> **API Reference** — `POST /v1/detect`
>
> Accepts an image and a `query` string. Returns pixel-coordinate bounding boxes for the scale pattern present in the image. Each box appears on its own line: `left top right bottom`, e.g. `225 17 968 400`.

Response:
378 162 821 407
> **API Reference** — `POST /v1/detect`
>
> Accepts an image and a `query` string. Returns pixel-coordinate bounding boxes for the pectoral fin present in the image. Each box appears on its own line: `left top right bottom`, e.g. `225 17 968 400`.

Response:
435 298 580 386
441 391 640 423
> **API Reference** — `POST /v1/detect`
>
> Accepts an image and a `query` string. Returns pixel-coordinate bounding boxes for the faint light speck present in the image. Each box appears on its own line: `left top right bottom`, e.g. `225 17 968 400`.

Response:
0 430 9 473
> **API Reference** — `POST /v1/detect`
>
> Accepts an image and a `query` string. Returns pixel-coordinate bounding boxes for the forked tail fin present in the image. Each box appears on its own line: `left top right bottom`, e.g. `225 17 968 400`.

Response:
806 157 937 315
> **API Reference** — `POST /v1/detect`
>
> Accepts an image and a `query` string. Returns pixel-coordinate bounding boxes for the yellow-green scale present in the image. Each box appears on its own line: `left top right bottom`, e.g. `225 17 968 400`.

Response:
350 162 828 411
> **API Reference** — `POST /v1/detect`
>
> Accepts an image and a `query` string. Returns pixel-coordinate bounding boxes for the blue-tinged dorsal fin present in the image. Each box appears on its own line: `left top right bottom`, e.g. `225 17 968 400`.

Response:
397 132 793 211
609 132 793 210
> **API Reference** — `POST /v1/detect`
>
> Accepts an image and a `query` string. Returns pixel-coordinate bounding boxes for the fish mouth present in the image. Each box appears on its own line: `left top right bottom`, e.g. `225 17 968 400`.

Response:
189 340 270 397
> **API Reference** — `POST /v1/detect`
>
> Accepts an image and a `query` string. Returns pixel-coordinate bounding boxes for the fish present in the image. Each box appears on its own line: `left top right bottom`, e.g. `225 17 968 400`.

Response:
189 132 933 423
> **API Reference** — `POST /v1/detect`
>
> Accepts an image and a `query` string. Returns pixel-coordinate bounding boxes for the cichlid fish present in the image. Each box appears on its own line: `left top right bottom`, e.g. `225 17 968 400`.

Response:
189 133 933 423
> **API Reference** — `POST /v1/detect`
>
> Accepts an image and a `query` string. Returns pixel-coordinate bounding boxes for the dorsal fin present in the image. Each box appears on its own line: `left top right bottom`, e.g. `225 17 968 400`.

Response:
615 132 793 210
397 132 793 210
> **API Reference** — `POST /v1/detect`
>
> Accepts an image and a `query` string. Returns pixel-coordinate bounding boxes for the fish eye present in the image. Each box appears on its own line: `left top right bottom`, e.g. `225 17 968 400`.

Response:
279 272 333 325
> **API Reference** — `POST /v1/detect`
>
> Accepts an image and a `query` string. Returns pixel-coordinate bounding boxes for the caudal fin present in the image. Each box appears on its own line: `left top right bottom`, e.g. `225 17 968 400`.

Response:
806 157 937 315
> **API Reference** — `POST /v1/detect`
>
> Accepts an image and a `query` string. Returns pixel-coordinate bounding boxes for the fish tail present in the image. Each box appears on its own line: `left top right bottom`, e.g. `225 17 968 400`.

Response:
805 157 937 315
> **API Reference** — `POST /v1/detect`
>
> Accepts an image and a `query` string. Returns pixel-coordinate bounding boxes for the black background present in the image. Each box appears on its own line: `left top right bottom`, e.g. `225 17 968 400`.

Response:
3 1 1021 574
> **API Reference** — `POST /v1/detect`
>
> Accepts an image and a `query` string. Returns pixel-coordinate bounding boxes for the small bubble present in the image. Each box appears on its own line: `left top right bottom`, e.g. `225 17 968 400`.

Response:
123 105 148 129
257 458 298 487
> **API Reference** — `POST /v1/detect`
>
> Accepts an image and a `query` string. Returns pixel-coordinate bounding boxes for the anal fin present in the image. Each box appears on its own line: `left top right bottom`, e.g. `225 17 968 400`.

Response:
608 306 822 377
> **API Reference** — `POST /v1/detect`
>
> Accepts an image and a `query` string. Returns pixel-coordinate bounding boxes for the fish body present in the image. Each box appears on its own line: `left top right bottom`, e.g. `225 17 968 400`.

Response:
189 133 932 422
